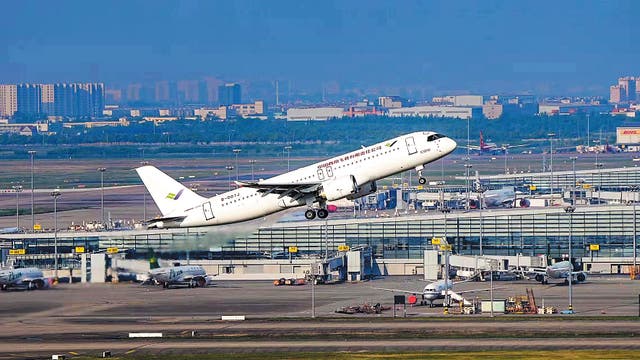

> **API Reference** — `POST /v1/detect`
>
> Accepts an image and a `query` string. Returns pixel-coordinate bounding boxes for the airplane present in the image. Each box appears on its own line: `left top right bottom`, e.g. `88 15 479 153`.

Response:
469 172 529 209
375 279 489 307
136 131 457 228
466 131 527 154
529 260 587 285
0 267 52 291
146 263 211 289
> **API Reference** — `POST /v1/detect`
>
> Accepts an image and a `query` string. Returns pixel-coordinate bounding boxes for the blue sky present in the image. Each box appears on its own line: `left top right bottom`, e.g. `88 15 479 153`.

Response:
1 0 637 95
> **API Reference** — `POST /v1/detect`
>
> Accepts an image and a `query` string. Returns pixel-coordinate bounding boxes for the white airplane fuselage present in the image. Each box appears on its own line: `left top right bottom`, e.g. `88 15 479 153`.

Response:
0 267 49 290
149 265 209 288
141 131 456 228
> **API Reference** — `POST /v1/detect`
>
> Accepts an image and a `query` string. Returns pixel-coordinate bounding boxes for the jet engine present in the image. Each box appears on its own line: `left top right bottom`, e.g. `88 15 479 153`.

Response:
320 176 358 201
347 181 377 200
519 198 530 208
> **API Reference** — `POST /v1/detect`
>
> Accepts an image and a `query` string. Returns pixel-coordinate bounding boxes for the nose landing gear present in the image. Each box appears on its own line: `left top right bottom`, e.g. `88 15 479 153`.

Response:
416 165 427 185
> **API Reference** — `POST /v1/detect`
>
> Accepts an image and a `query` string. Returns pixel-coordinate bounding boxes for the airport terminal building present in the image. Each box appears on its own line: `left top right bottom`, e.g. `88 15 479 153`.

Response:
2 204 639 275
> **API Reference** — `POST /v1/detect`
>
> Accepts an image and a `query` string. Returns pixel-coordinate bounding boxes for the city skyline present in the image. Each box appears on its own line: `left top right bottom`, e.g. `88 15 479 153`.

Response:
0 1 638 96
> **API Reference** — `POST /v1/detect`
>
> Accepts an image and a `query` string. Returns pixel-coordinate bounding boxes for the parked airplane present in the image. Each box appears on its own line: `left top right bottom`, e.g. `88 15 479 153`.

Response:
530 261 587 285
137 131 457 228
146 263 211 289
376 279 489 307
0 267 52 291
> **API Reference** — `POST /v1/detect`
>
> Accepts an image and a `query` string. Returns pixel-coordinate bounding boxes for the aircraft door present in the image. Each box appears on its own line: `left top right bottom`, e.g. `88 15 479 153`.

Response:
405 136 417 155
202 201 215 220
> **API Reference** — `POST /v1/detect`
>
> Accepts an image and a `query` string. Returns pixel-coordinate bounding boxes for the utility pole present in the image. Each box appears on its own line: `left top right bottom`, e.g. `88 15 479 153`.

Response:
233 148 241 181
28 150 36 232
548 133 555 205
51 189 61 281
97 167 106 226
12 185 22 229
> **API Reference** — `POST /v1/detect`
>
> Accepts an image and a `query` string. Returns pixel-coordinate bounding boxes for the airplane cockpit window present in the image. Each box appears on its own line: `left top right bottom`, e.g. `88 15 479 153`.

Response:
427 133 445 142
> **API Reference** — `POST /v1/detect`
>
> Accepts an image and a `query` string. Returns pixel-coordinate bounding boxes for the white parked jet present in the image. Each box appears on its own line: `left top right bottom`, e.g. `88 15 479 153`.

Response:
376 279 489 307
147 264 210 289
530 260 587 285
0 267 52 291
136 131 457 228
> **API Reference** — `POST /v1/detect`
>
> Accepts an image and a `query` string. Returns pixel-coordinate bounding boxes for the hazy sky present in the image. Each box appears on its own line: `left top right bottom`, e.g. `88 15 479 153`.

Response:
1 0 638 95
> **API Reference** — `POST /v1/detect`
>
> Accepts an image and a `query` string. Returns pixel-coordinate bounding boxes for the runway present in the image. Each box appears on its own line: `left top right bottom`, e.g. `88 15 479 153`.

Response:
2 276 640 358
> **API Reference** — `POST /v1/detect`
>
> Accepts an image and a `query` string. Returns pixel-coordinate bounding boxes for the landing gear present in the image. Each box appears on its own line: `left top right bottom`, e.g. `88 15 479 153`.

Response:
317 208 329 219
305 208 329 220
304 209 316 220
416 165 427 185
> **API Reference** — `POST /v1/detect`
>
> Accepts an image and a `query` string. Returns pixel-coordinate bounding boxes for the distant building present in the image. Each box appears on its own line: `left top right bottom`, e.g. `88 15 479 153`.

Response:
218 83 241 106
453 95 484 107
154 81 178 104
344 101 385 117
40 84 54 116
286 107 344 121
0 84 17 117
482 95 538 119
619 76 636 102
105 89 122 104
378 96 409 108
231 100 265 117
388 105 481 119
54 83 75 117
16 83 42 117
610 85 623 104
538 103 613 115
194 106 236 120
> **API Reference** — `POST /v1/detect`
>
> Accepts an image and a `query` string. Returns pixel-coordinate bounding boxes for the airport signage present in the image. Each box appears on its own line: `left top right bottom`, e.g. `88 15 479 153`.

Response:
75 246 85 254
431 237 442 245
288 246 298 253
590 244 600 251
338 245 350 251
9 249 26 255
439 244 452 251
106 247 119 254
33 224 41 231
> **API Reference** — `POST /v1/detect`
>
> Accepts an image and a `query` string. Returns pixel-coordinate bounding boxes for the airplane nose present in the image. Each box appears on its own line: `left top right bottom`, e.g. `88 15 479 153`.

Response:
445 138 457 154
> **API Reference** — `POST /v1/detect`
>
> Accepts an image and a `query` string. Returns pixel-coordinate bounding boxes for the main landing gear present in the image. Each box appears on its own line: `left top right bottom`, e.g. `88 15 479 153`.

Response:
416 165 427 185
305 208 329 220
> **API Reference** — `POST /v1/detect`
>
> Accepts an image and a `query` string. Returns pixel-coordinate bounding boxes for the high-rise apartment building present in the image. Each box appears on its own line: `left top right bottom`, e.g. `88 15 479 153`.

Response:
610 85 623 104
619 76 637 102
16 84 42 117
218 83 241 106
54 83 76 117
0 84 17 117
40 84 55 116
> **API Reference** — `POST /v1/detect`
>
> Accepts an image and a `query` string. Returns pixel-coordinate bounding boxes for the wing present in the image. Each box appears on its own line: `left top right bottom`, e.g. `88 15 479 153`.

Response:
372 286 422 295
236 181 321 201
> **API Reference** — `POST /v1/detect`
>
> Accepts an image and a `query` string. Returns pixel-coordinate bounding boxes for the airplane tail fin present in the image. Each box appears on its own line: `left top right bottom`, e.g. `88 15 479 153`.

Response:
135 165 206 218
479 131 485 149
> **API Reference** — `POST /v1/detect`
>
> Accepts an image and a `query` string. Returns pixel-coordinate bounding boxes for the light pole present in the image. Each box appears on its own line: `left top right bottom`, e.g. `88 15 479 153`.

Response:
28 150 36 232
97 167 106 226
595 163 603 203
548 133 556 204
233 148 241 181
464 160 472 211
12 185 23 229
570 157 578 206
568 157 577 313
502 145 509 175
226 165 234 191
50 189 61 281
249 160 256 181
140 161 149 222
632 185 638 268
284 146 292 172
478 186 486 256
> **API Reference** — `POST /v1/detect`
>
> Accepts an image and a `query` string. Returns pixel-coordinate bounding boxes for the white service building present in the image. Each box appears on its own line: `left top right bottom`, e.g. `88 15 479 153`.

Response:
388 105 481 119
286 107 345 121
